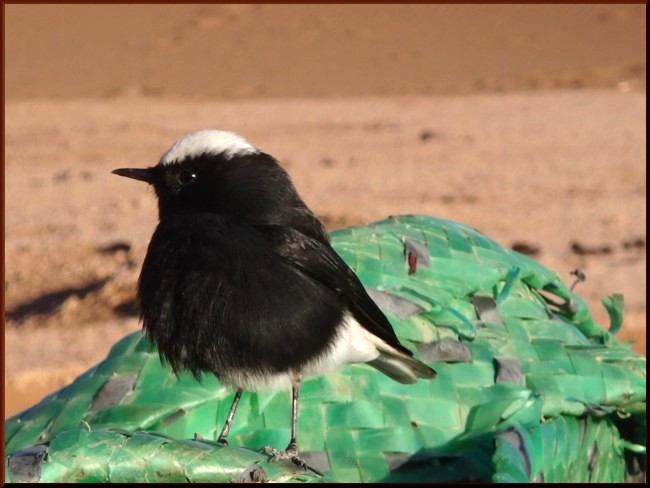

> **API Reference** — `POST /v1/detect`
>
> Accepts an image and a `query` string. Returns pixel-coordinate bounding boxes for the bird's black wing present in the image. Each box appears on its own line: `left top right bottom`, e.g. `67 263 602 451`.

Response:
258 224 414 357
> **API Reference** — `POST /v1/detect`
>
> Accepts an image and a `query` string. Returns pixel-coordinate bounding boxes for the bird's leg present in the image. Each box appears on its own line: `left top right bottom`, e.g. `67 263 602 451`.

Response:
285 378 300 456
216 388 243 445
263 375 307 470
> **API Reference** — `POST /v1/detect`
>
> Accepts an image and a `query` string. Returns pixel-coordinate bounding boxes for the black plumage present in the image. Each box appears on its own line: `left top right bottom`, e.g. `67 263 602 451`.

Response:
138 213 344 380
113 130 436 464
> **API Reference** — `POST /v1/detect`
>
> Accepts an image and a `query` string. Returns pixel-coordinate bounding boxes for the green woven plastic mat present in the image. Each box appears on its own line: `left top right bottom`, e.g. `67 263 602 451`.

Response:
5 215 646 482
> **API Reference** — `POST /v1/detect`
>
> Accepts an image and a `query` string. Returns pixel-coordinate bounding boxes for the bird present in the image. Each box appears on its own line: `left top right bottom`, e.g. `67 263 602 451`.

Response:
112 130 436 466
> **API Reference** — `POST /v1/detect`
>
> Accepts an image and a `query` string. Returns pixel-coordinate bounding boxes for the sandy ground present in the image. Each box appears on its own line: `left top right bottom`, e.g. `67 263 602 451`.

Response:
4 5 647 418
5 5 645 99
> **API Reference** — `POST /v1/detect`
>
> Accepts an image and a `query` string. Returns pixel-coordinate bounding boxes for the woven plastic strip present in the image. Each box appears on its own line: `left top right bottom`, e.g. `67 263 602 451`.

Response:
5 215 646 482
6 429 328 483
493 415 628 482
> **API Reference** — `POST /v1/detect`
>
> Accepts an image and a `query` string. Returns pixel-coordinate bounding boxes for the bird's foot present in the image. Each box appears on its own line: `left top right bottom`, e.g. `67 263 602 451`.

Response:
195 432 229 446
261 443 307 470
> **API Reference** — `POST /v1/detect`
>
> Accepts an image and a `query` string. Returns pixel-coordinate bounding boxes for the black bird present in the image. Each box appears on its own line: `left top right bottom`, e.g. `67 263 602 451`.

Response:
112 130 436 464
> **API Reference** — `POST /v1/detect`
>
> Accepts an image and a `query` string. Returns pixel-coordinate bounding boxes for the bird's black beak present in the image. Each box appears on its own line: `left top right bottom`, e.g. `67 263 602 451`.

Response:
112 167 155 184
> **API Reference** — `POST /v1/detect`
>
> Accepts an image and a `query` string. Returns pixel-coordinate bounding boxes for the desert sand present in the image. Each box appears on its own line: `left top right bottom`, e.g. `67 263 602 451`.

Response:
4 5 646 418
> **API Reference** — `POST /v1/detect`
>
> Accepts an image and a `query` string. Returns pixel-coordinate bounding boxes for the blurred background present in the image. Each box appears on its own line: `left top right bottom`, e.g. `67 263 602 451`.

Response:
4 4 646 417
5 4 646 98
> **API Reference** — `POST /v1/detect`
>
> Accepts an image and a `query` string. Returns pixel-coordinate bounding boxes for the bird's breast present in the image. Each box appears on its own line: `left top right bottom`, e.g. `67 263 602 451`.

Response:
138 214 346 381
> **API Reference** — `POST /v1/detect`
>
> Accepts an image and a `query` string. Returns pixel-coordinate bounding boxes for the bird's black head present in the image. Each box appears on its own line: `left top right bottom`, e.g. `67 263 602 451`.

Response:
113 130 318 231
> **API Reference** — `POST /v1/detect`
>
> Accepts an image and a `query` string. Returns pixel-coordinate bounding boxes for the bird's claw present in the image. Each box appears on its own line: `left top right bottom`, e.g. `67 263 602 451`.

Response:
261 445 307 471
291 456 308 471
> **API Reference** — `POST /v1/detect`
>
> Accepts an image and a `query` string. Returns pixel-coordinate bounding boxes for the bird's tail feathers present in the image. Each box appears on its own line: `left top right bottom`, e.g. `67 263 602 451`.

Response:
368 343 437 384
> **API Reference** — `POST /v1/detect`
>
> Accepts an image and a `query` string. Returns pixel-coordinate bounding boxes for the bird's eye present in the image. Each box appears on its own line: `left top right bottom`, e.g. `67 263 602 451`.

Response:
179 169 197 185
